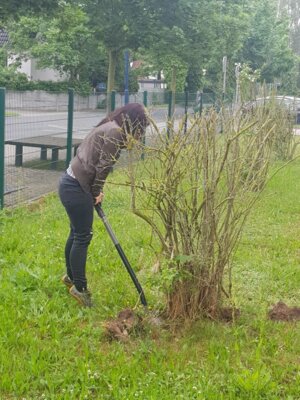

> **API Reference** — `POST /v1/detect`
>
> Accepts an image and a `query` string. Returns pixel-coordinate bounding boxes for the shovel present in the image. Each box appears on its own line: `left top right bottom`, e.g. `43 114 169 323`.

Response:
94 203 147 307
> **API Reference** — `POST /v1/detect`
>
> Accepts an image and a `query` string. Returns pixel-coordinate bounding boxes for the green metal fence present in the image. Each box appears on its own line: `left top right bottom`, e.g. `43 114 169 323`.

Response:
0 88 217 209
0 88 5 209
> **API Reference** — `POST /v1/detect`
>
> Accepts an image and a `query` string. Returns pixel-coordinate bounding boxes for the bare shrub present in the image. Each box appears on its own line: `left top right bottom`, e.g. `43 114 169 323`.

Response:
126 107 285 320
242 96 297 161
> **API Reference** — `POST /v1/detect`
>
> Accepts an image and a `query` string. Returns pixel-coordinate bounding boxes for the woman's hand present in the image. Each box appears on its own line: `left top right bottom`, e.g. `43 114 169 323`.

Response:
94 192 104 205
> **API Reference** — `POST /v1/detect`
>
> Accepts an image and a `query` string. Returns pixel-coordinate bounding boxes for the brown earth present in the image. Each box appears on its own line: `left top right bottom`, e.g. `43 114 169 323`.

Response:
103 308 163 342
268 301 300 322
217 307 241 322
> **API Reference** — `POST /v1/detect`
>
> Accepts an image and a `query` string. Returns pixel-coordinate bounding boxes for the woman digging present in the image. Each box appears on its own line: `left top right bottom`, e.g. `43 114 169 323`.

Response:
58 103 149 307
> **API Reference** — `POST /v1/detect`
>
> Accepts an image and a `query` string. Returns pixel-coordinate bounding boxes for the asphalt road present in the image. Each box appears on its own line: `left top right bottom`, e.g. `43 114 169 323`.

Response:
2 107 174 207
5 110 105 141
4 107 180 141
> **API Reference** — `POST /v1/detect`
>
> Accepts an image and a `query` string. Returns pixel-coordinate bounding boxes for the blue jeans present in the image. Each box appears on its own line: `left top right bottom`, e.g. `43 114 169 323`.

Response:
59 173 94 291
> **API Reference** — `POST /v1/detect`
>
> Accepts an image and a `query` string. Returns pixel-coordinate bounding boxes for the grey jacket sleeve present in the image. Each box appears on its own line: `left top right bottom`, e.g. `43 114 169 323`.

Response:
91 129 123 197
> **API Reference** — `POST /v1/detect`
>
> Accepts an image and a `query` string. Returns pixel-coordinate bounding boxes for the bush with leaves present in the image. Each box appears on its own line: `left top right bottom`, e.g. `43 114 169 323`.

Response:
0 66 91 94
0 66 34 90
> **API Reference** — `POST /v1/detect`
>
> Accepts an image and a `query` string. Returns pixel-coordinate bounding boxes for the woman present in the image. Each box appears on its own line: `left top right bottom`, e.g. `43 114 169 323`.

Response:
59 103 149 307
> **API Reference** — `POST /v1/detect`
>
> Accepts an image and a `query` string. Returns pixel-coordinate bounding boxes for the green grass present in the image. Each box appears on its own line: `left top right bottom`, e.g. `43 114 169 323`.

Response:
0 162 300 399
22 159 66 171
5 112 19 117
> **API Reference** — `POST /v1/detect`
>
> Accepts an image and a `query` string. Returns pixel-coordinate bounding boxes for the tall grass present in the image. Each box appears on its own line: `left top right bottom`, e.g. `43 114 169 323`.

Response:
0 161 299 399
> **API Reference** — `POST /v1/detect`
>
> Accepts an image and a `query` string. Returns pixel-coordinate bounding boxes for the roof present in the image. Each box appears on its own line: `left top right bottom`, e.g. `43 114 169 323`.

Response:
0 29 9 46
131 60 143 69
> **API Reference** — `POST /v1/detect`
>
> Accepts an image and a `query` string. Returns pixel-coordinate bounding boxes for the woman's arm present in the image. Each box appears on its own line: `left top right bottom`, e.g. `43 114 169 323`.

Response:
91 129 124 198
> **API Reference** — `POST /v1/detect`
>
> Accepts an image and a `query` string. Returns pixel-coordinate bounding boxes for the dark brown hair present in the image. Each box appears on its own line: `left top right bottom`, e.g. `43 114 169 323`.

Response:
96 103 149 137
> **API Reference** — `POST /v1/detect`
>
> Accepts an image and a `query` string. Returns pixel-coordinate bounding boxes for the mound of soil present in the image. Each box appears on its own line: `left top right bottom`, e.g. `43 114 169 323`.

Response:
268 301 300 322
104 308 141 342
103 308 163 342
217 307 241 322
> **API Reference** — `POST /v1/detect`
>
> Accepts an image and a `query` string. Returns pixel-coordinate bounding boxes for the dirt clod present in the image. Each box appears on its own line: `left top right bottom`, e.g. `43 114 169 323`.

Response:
103 308 142 342
216 307 240 322
268 301 300 322
103 308 164 342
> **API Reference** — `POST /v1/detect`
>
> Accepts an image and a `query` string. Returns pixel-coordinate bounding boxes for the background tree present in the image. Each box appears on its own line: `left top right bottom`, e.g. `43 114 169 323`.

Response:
203 0 253 97
238 0 297 92
138 0 220 113
277 0 300 90
7 3 93 83
2 0 299 97
0 0 60 21
83 0 151 110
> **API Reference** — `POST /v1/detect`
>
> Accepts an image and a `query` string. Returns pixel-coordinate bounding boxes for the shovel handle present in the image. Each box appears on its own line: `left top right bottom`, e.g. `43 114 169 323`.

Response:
94 204 147 307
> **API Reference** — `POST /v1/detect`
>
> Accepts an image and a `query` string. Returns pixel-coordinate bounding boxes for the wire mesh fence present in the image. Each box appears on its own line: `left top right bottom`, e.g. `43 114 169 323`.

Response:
4 91 68 206
3 90 107 207
0 88 221 208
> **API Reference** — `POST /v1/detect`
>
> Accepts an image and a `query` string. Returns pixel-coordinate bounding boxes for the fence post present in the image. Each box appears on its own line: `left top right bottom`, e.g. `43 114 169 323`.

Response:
143 91 148 107
167 91 173 139
199 92 203 115
141 91 148 161
111 91 116 112
66 88 74 167
167 90 172 119
124 50 130 105
0 88 5 209
184 89 189 134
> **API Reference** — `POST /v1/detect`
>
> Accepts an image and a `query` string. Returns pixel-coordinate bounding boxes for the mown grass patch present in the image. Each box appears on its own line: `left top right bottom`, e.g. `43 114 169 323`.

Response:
22 159 66 171
5 112 19 117
0 161 299 399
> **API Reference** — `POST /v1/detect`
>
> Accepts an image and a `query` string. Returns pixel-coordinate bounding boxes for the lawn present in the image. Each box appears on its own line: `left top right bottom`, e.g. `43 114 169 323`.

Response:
0 160 299 400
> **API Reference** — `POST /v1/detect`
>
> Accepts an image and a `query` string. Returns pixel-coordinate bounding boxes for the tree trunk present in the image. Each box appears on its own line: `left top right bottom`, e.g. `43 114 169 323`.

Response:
107 49 118 113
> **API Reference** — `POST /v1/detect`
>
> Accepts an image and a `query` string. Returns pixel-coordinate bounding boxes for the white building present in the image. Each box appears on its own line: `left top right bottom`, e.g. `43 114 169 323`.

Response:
131 60 166 92
1 29 64 82
9 56 65 82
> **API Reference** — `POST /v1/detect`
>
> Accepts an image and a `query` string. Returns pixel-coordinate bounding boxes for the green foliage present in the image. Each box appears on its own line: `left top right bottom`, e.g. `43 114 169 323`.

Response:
139 0 214 91
114 77 139 94
0 66 91 94
239 64 261 101
0 66 34 90
238 0 297 86
0 0 59 20
84 0 151 96
0 48 7 67
7 4 93 82
203 0 252 95
31 80 91 95
2 0 300 98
